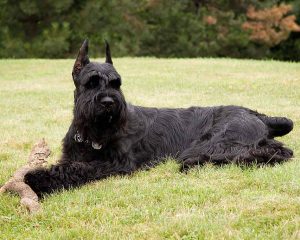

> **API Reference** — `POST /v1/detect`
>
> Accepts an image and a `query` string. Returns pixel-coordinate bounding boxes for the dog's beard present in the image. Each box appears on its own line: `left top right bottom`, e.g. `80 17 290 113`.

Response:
73 90 127 143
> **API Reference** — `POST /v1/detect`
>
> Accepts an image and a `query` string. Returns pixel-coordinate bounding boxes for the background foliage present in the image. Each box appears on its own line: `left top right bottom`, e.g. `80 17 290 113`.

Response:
0 0 300 60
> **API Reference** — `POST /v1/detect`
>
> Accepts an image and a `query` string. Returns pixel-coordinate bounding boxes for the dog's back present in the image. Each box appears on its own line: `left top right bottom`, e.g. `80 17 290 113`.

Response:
128 104 293 167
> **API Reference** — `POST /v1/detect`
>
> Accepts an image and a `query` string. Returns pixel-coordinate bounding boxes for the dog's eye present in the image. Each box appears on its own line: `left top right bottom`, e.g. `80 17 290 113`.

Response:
86 76 100 89
109 78 121 89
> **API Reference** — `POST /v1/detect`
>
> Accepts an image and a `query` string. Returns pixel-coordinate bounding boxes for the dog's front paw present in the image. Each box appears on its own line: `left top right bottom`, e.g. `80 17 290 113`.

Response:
24 169 52 197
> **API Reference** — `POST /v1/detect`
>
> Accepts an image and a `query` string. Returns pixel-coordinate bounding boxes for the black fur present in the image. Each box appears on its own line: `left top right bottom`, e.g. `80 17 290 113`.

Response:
24 40 294 197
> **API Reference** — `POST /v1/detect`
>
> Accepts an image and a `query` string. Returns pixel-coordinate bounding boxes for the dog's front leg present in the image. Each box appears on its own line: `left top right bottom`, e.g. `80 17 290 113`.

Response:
24 161 107 197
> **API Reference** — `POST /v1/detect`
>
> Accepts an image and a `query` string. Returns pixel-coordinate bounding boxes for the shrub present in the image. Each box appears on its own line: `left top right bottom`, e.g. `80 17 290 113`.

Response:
243 4 300 47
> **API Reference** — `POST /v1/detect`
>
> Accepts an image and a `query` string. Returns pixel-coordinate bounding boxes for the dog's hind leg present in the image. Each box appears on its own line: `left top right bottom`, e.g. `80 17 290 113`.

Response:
178 138 293 172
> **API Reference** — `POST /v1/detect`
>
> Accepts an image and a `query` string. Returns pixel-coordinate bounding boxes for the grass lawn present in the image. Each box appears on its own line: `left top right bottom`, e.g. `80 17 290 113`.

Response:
0 58 299 239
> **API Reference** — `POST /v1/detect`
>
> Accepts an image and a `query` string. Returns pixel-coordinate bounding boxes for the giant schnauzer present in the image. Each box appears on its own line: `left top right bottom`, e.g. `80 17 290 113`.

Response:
24 40 294 197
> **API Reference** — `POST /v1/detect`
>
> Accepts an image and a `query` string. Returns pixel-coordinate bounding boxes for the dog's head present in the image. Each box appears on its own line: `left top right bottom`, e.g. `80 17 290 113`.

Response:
72 40 127 143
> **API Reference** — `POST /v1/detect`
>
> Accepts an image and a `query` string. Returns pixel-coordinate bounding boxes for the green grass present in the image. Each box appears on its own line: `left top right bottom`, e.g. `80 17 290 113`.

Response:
0 58 300 240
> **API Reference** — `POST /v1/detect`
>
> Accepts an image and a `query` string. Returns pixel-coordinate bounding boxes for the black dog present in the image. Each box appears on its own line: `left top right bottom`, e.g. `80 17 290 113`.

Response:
24 40 294 197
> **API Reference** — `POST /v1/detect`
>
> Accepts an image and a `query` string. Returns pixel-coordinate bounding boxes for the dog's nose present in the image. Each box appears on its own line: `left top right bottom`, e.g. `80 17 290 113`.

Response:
100 96 114 107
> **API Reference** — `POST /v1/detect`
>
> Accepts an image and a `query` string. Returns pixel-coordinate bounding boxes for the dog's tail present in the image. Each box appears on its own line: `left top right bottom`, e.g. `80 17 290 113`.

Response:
260 116 293 138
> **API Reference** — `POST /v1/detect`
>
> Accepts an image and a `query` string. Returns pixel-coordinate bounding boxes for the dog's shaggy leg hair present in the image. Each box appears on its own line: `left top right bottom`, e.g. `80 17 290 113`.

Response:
24 162 94 197
24 160 134 197
179 138 293 172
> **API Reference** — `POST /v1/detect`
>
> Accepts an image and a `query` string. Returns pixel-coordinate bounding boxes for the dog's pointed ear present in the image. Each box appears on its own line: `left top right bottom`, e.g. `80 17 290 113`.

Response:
105 40 113 65
72 39 90 84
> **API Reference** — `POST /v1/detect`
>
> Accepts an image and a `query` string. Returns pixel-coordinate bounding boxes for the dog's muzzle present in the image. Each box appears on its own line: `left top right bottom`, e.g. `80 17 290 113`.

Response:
100 96 114 108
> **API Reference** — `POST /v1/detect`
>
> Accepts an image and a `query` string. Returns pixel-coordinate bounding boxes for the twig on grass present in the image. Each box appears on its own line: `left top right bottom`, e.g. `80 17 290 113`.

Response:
0 139 50 214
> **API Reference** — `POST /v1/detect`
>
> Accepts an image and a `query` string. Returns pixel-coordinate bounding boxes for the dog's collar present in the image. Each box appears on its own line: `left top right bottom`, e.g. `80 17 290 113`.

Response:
74 131 102 150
